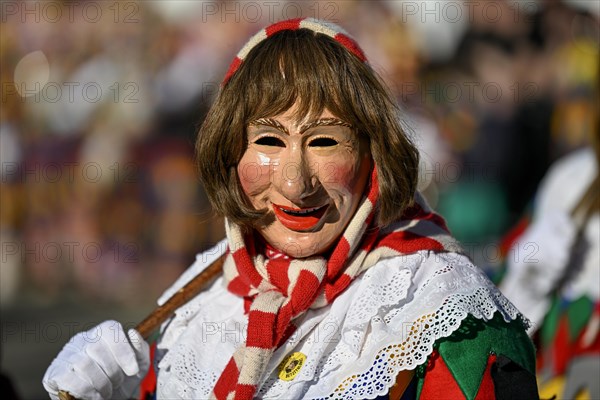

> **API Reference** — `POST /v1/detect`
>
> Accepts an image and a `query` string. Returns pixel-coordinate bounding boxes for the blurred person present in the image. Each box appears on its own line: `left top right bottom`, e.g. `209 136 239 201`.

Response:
43 19 538 399
500 143 599 399
500 62 600 399
411 1 592 264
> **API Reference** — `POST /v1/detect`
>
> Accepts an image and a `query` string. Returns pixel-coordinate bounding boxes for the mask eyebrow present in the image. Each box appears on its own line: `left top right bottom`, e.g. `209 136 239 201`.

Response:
248 118 289 135
299 118 353 134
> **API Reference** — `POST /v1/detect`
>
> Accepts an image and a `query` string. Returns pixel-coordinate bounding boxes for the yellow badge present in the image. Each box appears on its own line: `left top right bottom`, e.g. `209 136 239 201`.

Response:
278 352 306 381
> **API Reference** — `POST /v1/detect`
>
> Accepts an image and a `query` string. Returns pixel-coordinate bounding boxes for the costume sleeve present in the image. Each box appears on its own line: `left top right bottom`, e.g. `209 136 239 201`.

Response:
415 314 539 400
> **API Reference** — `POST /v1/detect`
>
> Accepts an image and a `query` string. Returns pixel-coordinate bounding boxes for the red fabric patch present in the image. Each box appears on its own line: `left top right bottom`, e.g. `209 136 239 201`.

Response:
325 273 352 303
246 310 277 348
290 270 321 311
553 316 571 375
367 169 379 203
276 303 294 343
378 231 445 253
223 57 242 84
328 237 350 280
334 33 366 62
267 258 291 294
228 276 250 296
213 358 240 400
474 354 497 400
265 18 303 36
138 343 156 400
235 383 258 400
420 350 466 399
233 245 263 288
402 203 450 232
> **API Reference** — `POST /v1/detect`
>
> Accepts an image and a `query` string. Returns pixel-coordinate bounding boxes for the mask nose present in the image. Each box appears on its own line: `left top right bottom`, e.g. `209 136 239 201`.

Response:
275 148 319 203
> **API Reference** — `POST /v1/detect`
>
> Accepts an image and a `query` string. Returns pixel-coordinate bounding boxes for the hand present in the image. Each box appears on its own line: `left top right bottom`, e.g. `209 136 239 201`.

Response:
43 320 150 400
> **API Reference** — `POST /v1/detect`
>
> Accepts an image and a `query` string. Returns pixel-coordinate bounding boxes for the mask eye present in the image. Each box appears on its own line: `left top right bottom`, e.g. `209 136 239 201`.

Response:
254 137 285 147
309 137 338 147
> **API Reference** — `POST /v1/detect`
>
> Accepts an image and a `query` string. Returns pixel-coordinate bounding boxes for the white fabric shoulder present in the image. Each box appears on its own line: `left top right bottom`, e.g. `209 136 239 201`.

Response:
501 148 599 328
154 248 525 399
535 147 596 218
532 147 599 302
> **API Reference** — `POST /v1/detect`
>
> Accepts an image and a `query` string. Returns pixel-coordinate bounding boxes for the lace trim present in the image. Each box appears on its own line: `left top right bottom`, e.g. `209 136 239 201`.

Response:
157 342 219 399
316 288 525 399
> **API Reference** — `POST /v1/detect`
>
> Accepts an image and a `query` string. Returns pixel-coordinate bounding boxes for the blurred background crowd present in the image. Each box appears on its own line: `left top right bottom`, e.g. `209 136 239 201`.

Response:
1 0 598 397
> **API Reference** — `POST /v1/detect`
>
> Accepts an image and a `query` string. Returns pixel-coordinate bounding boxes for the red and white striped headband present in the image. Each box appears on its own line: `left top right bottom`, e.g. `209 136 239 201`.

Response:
223 17 367 84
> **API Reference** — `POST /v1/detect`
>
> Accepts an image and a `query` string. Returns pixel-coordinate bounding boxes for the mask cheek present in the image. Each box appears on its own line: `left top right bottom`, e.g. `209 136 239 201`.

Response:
324 161 360 189
238 160 273 198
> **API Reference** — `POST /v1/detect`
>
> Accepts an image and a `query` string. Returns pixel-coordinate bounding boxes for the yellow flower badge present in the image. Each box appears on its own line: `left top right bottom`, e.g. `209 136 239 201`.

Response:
278 352 307 381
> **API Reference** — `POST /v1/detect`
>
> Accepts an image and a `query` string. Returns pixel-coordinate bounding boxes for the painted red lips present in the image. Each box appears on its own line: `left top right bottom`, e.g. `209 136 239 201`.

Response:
272 204 328 231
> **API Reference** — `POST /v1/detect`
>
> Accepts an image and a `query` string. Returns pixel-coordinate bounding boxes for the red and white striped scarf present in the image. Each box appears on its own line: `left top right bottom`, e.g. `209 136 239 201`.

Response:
211 171 462 400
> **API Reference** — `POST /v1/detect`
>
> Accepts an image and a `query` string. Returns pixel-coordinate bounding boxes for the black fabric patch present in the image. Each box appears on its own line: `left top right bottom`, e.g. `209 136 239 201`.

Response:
491 354 540 400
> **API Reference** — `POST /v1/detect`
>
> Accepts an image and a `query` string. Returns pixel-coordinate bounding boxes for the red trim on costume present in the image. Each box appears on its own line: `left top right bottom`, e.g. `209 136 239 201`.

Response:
474 354 497 400
420 350 465 399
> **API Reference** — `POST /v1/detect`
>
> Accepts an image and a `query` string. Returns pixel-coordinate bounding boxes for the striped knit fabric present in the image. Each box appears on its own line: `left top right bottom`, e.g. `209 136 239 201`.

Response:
222 18 367 85
211 170 462 400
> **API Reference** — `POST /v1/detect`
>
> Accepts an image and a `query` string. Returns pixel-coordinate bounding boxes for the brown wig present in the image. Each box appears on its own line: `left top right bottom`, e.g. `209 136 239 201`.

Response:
196 28 419 228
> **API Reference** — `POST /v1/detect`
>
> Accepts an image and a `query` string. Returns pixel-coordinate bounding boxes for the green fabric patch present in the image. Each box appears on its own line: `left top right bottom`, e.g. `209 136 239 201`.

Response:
415 357 429 399
541 296 561 348
427 314 535 400
566 295 593 342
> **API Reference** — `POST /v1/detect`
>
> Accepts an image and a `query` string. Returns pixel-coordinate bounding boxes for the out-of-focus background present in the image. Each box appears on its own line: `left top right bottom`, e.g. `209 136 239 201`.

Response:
0 0 598 398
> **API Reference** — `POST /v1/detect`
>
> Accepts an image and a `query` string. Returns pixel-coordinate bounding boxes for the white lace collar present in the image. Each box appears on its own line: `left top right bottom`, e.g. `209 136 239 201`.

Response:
155 243 526 399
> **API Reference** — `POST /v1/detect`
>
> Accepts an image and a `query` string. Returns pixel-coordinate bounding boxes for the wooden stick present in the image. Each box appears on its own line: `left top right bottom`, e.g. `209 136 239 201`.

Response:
58 255 225 400
136 255 225 339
